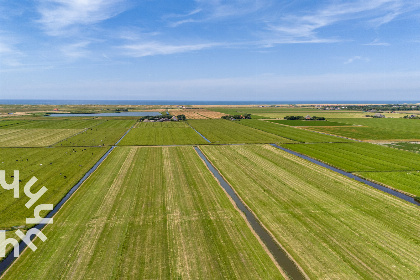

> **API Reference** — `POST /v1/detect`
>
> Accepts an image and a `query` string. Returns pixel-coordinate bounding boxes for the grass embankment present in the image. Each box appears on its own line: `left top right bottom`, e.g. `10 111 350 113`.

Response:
2 147 283 279
118 122 209 146
188 119 293 144
200 144 420 279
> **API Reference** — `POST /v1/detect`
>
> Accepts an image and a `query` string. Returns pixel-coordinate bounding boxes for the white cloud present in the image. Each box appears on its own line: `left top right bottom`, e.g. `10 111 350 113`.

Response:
364 39 390 46
266 0 420 42
120 41 224 57
168 0 268 27
37 0 129 36
344 56 370 64
60 41 91 58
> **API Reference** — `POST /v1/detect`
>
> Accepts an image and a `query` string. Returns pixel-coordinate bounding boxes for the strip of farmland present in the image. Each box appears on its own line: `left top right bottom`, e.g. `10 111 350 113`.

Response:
0 129 83 147
188 119 293 144
0 147 108 229
238 120 354 143
1 147 283 279
118 122 209 145
356 171 420 197
281 142 420 172
200 144 420 279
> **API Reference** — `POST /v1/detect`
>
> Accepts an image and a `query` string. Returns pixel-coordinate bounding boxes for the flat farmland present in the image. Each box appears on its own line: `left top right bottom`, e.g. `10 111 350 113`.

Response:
0 147 107 229
0 119 102 129
303 126 420 140
168 109 226 119
0 129 83 147
254 111 397 119
119 122 209 145
313 118 420 141
268 120 349 126
2 147 283 279
200 144 420 279
385 142 420 153
188 119 293 144
281 142 420 172
356 171 420 197
239 120 353 143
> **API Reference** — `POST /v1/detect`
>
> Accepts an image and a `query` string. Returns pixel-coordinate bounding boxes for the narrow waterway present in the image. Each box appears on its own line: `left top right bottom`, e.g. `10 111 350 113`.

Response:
271 144 420 206
0 125 135 276
187 122 211 143
194 147 306 280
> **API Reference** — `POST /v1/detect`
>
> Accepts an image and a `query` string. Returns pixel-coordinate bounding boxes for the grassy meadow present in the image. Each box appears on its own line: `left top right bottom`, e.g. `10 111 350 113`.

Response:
188 119 294 144
200 144 420 279
118 122 209 145
2 147 283 279
1 104 419 279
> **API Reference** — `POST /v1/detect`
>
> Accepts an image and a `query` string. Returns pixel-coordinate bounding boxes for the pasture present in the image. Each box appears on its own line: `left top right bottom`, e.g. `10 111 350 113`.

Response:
200 144 420 279
2 147 283 279
281 142 420 172
356 171 420 197
0 129 83 147
268 120 349 126
239 120 353 143
0 147 107 229
118 122 209 145
188 119 293 144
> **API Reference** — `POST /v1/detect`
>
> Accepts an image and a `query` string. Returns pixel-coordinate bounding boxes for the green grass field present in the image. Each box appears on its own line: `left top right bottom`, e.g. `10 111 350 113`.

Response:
269 120 349 126
238 120 353 143
304 126 420 140
356 171 420 197
281 142 420 172
0 119 102 129
309 118 420 140
54 120 136 146
188 119 294 144
255 112 398 119
118 122 209 145
385 142 420 153
200 144 420 279
0 129 83 147
0 147 107 229
2 147 283 279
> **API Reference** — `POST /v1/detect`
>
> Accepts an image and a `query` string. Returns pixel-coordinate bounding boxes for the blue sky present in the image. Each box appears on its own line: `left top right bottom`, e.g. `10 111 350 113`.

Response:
1 0 420 101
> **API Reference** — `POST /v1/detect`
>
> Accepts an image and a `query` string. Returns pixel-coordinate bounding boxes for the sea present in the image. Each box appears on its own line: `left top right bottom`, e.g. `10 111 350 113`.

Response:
0 100 418 105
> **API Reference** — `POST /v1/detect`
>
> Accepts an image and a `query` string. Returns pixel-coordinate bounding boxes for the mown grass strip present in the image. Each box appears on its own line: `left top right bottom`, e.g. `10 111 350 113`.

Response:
0 129 84 147
188 119 293 144
238 119 353 143
2 147 283 279
118 122 209 145
0 147 108 229
200 144 420 279
281 142 420 172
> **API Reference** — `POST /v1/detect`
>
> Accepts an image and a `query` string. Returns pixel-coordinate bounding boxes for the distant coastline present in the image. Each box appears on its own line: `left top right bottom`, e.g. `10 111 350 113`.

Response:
0 99 418 106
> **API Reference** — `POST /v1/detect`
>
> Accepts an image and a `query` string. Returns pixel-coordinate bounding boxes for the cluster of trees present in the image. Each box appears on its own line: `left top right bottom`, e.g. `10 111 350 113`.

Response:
403 115 420 119
221 114 252 120
284 116 326 120
139 114 186 121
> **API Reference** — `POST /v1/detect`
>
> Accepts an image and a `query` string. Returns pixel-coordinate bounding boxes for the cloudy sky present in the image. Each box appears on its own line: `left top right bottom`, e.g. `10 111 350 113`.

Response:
1 0 420 101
